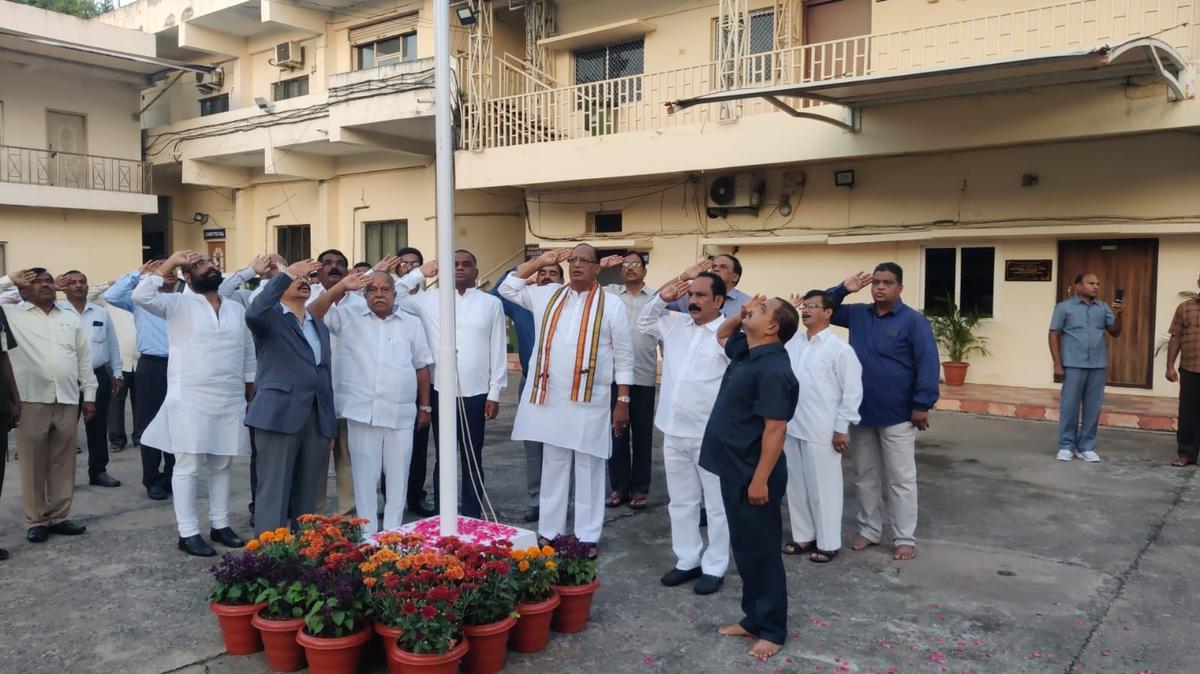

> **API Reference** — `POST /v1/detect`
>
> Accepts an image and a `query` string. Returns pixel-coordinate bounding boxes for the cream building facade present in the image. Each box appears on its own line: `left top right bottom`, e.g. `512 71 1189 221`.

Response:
0 0 160 282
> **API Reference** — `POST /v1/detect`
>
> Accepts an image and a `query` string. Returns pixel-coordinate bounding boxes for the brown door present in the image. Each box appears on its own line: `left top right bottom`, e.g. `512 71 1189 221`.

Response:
1057 239 1158 388
803 0 871 80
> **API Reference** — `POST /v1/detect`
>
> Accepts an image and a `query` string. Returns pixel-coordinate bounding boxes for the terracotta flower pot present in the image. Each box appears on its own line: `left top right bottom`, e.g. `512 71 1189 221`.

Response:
461 615 518 674
551 579 600 633
375 622 405 674
296 623 373 674
251 612 306 672
942 361 969 387
209 601 265 655
509 593 561 653
387 637 469 674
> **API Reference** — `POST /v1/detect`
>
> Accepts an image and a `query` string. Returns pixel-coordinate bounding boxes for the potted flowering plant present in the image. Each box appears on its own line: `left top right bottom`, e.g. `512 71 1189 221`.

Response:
439 538 518 674
249 527 312 673
208 550 271 655
384 550 471 674
361 531 428 652
549 534 600 633
507 543 560 653
292 515 374 674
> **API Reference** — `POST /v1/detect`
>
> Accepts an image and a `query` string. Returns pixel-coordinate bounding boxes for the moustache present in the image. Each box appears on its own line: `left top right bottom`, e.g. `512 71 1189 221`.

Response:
687 304 701 312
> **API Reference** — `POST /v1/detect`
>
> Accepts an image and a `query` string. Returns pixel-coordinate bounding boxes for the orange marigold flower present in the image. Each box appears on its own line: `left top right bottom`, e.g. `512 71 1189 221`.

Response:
545 560 557 570
518 560 530 572
527 546 542 559
363 577 377 587
511 549 526 561
246 539 261 551
541 544 555 557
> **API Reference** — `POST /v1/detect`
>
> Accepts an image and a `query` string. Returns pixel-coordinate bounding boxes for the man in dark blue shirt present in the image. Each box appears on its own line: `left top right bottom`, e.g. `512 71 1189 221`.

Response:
827 262 939 562
700 294 799 660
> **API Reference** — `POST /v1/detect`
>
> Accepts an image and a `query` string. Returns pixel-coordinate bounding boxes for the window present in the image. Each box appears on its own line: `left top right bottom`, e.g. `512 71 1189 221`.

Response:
277 225 311 265
923 246 996 317
0 242 6 276
199 94 229 117
587 211 622 234
356 33 417 69
712 9 776 82
574 39 644 105
364 220 408 264
272 76 309 102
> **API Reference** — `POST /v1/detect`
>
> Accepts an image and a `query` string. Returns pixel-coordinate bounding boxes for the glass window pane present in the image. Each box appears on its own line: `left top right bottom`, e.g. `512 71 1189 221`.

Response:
574 47 607 84
607 40 644 78
377 37 401 56
749 11 775 54
924 248 956 315
357 45 374 70
960 247 995 317
402 33 417 59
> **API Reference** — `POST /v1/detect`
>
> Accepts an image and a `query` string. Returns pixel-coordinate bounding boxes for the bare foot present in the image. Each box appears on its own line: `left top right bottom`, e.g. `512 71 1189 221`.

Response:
849 535 877 551
747 639 783 659
893 544 917 561
1171 455 1194 467
719 624 755 638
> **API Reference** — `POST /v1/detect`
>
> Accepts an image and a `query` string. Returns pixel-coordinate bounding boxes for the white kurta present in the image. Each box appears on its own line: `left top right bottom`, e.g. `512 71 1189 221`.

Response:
133 275 255 456
499 273 634 459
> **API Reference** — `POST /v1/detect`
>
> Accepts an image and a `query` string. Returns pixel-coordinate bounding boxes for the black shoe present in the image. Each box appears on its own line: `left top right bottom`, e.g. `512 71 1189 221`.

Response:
89 473 122 488
523 506 539 523
26 527 49 543
210 527 246 548
693 574 724 595
49 520 87 536
408 501 436 517
146 483 168 500
660 567 702 587
0 548 8 561
178 534 216 557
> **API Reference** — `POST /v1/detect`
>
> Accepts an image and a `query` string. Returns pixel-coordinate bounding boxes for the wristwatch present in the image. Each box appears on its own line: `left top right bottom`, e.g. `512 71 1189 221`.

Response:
616 395 631 404
418 405 433 413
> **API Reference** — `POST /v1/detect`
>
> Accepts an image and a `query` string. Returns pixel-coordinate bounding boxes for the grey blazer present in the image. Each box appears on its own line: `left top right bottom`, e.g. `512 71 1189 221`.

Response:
244 273 336 438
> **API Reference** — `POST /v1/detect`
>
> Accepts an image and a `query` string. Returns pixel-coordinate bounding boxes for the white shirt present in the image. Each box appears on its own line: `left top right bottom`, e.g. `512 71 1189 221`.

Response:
784 327 863 442
1 302 98 404
604 283 659 387
61 301 123 375
396 270 508 401
636 296 728 439
325 302 433 430
499 272 634 458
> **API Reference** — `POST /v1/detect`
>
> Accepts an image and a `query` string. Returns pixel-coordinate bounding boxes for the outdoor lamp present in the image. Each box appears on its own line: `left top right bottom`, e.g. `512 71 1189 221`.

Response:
456 6 476 25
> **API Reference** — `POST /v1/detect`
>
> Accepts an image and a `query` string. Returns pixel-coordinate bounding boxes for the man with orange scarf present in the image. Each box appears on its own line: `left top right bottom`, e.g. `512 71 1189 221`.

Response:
499 245 634 555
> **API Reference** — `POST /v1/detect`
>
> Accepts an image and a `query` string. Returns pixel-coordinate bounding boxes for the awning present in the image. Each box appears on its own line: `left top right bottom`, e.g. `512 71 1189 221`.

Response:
0 29 217 77
667 37 1194 132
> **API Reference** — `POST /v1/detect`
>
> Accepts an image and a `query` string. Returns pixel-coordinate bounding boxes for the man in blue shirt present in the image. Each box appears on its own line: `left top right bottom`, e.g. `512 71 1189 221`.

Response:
827 263 939 562
1048 272 1124 463
105 260 177 501
491 257 562 522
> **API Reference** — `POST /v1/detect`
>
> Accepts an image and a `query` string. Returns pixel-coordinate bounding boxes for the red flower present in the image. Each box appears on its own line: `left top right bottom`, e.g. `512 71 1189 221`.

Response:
420 605 438 620
402 602 418 615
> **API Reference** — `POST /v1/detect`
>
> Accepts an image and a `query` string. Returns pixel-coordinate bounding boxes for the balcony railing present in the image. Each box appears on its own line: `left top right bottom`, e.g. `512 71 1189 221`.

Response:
462 0 1196 150
0 145 152 194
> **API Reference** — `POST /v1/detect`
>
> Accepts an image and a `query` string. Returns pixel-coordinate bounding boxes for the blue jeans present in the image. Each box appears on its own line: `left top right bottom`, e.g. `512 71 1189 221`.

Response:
1058 367 1106 453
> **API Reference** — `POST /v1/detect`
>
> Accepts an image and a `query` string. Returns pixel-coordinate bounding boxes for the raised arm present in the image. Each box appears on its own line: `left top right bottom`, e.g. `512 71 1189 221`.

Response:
247 266 306 332
218 262 260 305
132 274 179 318
307 267 369 321
827 270 871 328
1106 300 1124 337
717 293 765 346
640 278 691 339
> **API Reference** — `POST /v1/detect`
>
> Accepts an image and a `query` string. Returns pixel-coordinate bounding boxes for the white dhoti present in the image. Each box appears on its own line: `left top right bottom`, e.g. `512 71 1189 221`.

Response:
538 444 607 543
663 433 729 576
346 420 413 535
784 434 844 552
172 453 233 538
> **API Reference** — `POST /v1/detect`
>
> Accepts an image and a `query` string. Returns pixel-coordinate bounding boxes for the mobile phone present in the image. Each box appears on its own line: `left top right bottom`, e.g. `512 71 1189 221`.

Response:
1115 289 1125 302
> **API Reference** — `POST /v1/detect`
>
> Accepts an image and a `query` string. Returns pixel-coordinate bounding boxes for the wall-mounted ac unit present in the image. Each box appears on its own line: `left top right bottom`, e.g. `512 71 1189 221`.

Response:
707 174 763 210
275 41 303 69
195 66 224 93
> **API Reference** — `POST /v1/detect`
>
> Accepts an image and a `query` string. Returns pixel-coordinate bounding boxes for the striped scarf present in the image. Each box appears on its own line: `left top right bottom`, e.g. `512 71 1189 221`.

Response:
529 284 606 405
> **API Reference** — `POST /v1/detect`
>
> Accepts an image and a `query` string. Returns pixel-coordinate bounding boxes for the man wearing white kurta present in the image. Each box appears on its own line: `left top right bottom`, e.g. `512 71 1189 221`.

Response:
783 290 863 562
133 251 254 557
309 271 433 536
393 250 507 519
637 271 732 595
500 245 634 548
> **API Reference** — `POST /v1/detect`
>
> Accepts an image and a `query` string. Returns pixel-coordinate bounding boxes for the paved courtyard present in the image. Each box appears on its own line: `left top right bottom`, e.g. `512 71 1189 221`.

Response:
1 376 1194 674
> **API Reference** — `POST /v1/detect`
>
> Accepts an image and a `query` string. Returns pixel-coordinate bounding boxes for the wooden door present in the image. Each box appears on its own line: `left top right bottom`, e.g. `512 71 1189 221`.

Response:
46 111 86 188
1057 239 1158 388
803 0 871 80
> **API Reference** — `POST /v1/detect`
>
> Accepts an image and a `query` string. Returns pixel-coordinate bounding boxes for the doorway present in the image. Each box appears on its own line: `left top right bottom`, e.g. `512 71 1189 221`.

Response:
46 110 87 189
1057 239 1158 388
803 0 871 80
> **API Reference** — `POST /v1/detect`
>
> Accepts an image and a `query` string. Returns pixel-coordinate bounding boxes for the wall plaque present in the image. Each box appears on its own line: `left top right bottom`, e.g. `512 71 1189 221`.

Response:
1005 259 1052 282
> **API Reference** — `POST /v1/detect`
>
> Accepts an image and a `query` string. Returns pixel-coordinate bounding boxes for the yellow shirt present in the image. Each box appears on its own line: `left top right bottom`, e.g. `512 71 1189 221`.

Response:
0 303 97 404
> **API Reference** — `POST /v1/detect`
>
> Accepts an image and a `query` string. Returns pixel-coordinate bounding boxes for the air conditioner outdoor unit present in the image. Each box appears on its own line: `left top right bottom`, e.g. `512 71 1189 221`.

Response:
194 66 224 93
707 174 763 210
275 41 303 69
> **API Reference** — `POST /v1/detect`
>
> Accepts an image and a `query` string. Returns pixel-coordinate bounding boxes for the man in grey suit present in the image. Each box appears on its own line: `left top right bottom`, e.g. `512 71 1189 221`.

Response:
244 259 337 534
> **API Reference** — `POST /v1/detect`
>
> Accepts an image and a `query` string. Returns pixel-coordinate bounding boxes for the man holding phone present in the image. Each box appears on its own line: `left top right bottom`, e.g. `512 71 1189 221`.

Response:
1049 273 1124 462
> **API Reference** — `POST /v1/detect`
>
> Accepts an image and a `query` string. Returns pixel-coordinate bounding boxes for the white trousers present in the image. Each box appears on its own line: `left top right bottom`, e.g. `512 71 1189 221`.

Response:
850 422 918 546
663 434 729 576
784 435 844 552
539 444 606 544
347 420 413 536
171 453 233 538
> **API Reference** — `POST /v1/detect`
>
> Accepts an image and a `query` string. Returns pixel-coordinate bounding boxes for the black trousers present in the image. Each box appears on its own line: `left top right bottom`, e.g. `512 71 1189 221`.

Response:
433 392 488 519
721 470 788 646
248 430 259 515
407 418 431 507
134 355 173 488
609 384 656 495
83 366 112 477
1 413 8 507
108 369 134 447
1180 369 1200 463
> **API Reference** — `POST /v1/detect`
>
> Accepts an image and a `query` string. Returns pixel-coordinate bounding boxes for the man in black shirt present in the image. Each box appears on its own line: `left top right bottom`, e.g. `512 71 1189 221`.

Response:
700 294 799 660
0 307 20 561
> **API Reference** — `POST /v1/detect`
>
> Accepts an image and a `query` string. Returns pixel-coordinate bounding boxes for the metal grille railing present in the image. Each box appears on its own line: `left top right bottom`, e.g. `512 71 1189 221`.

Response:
0 144 152 194
463 0 1196 150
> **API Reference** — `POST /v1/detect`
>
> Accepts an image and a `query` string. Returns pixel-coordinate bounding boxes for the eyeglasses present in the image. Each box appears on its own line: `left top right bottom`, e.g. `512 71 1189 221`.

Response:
566 256 598 265
396 260 420 267
621 261 644 269
799 302 828 310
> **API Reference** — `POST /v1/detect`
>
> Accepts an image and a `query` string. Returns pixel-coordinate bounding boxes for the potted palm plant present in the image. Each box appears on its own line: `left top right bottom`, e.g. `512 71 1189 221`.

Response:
927 295 990 387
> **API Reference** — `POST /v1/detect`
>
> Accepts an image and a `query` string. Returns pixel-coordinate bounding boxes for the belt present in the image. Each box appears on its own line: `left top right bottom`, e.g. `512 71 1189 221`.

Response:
140 354 168 361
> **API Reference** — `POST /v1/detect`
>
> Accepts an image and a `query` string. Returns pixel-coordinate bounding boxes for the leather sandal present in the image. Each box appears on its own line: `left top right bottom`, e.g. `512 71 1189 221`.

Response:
605 491 628 507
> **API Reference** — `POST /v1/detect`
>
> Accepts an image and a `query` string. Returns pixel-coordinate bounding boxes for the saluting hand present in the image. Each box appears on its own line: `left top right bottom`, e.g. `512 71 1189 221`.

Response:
842 271 872 293
659 278 691 303
788 293 804 309
139 259 163 277
599 254 624 270
741 293 768 320
284 259 321 280
374 256 401 274
339 272 372 292
251 254 273 276
10 269 37 289
680 258 714 282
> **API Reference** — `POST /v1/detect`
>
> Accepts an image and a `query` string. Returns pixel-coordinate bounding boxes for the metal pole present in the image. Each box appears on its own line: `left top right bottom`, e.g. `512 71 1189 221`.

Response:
434 0 459 537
